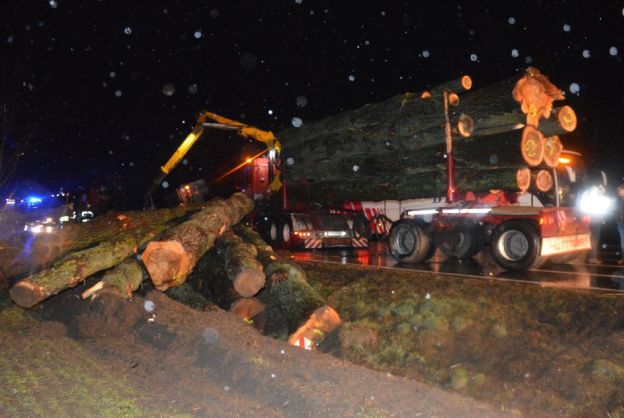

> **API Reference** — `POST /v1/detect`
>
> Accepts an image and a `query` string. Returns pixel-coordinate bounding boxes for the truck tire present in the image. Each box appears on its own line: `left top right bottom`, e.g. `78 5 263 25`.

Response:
388 220 433 263
352 214 371 240
439 221 483 260
280 217 294 247
491 220 545 271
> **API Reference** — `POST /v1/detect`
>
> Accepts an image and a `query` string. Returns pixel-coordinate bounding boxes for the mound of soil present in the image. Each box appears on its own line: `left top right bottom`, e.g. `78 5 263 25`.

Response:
0 282 506 417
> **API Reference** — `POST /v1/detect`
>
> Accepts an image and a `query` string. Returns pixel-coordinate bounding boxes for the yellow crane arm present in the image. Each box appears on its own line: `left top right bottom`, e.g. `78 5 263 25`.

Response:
160 111 281 176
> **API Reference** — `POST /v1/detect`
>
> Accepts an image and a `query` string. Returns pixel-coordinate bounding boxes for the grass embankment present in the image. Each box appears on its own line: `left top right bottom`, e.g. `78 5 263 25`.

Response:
0 291 176 417
302 261 624 417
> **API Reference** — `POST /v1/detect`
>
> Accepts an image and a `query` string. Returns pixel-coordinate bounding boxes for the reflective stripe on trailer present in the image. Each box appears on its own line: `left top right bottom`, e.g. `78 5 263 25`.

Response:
352 237 368 248
304 238 323 249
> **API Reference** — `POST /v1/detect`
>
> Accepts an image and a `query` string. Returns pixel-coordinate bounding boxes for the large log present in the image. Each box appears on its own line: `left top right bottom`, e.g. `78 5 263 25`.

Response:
142 193 253 291
3 206 196 281
257 261 326 333
215 231 265 297
81 257 145 299
10 221 165 308
279 67 569 203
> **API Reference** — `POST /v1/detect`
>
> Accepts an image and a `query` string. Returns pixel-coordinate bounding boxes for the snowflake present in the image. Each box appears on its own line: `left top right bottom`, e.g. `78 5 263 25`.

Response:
291 117 303 128
422 50 430 58
511 49 519 58
563 24 571 32
348 74 355 81
508 17 516 25
609 46 618 56
469 53 478 62
569 82 580 95
582 49 591 58
124 26 132 35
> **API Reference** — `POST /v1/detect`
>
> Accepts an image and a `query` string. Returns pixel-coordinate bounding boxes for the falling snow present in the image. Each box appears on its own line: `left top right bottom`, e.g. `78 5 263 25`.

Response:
511 49 519 58
194 30 202 39
508 17 516 25
49 0 58 9
114 90 122 97
582 49 591 59
609 46 618 56
348 74 355 81
422 50 430 58
162 83 175 96
470 53 478 62
563 24 571 32
144 300 156 312
161 181 169 189
569 82 580 95
187 83 199 94
291 117 303 128
124 27 133 35
296 96 308 107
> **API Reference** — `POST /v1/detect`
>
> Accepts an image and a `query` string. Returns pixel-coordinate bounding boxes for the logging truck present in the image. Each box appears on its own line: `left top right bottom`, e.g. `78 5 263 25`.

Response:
147 112 368 251
150 67 592 270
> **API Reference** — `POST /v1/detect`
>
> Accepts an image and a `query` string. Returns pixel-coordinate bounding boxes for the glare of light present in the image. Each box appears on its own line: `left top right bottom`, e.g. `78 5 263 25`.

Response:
59 215 70 223
31 225 43 234
558 157 571 164
578 188 613 216
26 196 42 204
245 157 253 163
45 226 54 233
5 198 15 205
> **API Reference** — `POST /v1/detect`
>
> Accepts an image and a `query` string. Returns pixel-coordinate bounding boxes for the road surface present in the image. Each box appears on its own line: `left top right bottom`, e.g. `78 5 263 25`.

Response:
290 242 624 293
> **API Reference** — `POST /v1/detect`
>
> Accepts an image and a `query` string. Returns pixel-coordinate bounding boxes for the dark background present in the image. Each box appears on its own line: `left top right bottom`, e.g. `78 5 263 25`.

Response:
2 0 623 207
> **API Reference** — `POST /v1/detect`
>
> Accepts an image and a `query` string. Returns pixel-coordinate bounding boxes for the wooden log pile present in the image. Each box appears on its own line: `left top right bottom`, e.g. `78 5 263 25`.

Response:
279 66 576 203
6 192 339 349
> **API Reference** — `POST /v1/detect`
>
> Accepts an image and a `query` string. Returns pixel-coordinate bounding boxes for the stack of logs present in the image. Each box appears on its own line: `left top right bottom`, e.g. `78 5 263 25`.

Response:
279 66 576 203
7 193 340 349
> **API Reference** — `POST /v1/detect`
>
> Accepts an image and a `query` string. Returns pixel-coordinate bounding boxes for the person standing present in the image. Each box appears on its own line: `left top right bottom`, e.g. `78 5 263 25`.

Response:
616 184 624 264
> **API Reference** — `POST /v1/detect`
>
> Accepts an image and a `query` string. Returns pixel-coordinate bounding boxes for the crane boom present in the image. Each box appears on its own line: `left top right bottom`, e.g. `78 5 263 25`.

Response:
146 111 281 207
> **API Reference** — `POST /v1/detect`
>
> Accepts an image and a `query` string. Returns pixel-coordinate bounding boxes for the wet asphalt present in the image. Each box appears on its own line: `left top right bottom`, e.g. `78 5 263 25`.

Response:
290 242 624 294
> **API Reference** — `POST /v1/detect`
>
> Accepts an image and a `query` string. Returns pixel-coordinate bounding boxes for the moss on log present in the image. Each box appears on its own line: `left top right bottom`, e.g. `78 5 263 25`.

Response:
258 261 326 333
4 206 197 281
81 257 145 299
10 220 165 308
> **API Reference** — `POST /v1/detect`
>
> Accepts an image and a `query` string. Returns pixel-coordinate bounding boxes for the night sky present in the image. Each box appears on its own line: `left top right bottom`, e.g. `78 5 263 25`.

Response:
2 1 624 206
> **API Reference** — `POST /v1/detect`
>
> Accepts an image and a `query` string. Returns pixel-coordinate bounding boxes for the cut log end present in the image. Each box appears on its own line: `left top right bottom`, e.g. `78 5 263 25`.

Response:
456 113 474 137
521 126 545 167
229 297 266 320
287 305 342 348
461 75 473 91
9 281 46 308
556 105 577 133
233 269 266 298
142 241 192 291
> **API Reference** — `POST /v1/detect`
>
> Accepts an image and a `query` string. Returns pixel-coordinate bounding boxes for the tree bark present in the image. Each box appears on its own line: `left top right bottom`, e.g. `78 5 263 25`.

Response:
4 206 196 281
257 261 326 333
278 67 569 203
10 220 164 308
81 257 145 299
215 231 265 297
142 193 253 291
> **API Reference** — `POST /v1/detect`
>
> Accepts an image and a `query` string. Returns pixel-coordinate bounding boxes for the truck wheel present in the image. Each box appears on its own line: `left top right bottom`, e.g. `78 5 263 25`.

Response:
439 222 483 260
280 217 294 247
352 214 371 240
388 220 432 263
491 220 545 271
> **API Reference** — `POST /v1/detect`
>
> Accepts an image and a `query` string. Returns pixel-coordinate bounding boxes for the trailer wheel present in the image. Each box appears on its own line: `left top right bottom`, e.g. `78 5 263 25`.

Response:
352 214 371 240
280 217 294 246
439 222 483 260
388 220 432 263
491 220 545 270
